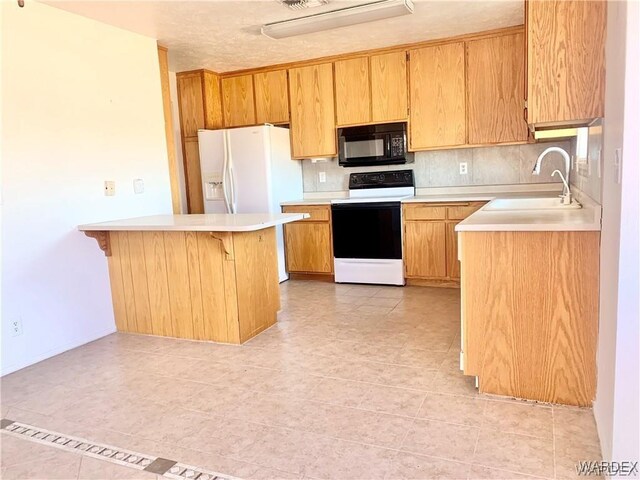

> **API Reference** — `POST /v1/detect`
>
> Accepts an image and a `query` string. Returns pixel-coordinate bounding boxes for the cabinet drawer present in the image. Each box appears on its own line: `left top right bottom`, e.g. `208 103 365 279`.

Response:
403 205 447 220
447 203 485 220
282 205 330 222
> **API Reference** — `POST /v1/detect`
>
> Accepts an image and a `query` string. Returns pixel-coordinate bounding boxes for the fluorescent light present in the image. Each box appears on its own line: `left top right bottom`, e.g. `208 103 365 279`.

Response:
262 0 414 39
534 128 580 140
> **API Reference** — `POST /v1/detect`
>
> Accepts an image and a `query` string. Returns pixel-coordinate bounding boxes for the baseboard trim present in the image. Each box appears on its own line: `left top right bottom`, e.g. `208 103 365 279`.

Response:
406 278 460 288
288 273 335 282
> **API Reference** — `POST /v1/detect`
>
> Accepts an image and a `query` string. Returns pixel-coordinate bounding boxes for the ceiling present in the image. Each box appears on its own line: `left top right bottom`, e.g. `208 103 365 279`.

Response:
44 0 524 73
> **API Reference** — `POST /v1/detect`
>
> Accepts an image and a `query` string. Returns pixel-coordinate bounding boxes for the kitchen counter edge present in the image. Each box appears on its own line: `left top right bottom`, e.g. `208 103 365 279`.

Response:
78 213 309 232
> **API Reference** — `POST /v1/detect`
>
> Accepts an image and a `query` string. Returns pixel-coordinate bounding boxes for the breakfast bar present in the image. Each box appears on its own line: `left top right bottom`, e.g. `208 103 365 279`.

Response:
79 213 306 344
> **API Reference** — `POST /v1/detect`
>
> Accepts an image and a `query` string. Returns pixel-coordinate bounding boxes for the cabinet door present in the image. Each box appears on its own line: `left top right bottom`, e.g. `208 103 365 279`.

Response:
445 222 460 279
527 0 605 125
404 222 447 278
254 70 289 124
177 74 205 138
371 51 408 122
284 222 333 273
288 63 337 158
183 138 204 214
409 42 466 149
203 71 223 129
335 57 371 126
221 75 256 127
467 33 528 144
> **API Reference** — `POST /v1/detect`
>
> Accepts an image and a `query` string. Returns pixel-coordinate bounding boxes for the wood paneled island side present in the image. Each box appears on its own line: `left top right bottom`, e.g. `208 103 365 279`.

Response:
79 213 307 344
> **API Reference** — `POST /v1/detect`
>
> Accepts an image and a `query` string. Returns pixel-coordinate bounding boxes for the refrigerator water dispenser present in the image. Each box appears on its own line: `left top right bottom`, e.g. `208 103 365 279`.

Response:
204 173 224 200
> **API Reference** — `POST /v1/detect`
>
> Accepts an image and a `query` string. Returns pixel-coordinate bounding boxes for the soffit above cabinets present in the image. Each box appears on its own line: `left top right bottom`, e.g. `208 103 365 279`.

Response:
43 0 523 72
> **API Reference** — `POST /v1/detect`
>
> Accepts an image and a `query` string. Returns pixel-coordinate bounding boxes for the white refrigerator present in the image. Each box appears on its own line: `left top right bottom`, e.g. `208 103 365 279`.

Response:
197 125 303 283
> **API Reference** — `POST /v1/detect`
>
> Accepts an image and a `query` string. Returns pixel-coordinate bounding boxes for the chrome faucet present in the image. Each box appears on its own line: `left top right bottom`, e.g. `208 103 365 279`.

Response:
532 146 572 205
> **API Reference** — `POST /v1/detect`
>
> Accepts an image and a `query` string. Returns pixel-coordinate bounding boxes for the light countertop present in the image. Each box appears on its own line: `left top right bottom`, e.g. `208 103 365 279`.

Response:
456 191 602 232
455 207 601 232
78 213 308 232
281 198 336 206
280 189 601 232
281 189 563 206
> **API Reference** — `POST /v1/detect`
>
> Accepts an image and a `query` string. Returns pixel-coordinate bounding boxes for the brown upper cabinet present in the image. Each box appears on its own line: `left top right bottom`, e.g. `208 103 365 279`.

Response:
370 51 408 123
466 32 528 144
409 42 466 150
288 63 337 159
221 74 256 127
254 70 290 124
526 0 606 127
334 57 371 126
176 70 223 213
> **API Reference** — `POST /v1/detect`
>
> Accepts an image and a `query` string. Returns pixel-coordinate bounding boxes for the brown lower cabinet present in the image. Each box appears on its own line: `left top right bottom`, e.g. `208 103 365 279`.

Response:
282 205 333 275
460 230 599 406
403 202 486 285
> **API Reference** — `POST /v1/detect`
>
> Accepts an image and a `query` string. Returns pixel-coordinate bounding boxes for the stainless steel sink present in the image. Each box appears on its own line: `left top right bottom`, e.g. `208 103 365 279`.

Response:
484 197 582 211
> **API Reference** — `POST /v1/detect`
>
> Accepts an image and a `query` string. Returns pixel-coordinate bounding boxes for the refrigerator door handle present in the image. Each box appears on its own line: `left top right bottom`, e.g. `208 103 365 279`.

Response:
229 162 238 214
226 130 237 214
222 130 232 213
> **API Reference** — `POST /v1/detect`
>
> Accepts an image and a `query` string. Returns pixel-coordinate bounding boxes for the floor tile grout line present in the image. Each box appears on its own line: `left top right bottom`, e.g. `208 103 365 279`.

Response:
76 453 84 480
551 406 558 480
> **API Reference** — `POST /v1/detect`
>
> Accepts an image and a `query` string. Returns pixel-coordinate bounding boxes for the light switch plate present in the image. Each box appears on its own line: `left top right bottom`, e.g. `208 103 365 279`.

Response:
104 181 115 196
133 179 145 194
319 171 326 183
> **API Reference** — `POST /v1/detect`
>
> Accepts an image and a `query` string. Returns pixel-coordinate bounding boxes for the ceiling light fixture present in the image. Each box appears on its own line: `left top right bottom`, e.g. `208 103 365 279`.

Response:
262 0 414 39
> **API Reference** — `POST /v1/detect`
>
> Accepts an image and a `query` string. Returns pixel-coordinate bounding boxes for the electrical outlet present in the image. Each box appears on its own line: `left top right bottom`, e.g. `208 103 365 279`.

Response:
319 171 326 183
133 178 145 194
11 318 23 337
614 148 623 184
459 162 468 175
104 181 116 196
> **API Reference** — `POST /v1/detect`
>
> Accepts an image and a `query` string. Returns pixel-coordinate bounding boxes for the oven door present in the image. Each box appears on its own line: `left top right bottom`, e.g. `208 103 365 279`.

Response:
338 133 390 166
331 202 402 260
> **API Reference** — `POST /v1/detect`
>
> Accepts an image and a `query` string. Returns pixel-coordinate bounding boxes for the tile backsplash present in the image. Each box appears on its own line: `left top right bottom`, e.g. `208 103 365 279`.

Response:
302 141 572 193
569 120 602 203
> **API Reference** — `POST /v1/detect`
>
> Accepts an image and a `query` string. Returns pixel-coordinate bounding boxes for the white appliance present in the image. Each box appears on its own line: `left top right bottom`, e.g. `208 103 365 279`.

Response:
198 125 303 282
331 170 415 286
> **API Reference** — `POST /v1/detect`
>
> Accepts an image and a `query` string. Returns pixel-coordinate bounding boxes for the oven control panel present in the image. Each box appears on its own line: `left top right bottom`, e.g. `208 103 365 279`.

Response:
349 170 415 190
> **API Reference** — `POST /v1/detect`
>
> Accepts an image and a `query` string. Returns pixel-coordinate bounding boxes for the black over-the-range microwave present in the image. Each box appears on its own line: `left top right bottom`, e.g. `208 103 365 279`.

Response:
338 122 407 167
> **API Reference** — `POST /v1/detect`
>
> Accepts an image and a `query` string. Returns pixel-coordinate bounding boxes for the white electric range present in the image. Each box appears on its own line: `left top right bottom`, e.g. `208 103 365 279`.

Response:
331 170 415 286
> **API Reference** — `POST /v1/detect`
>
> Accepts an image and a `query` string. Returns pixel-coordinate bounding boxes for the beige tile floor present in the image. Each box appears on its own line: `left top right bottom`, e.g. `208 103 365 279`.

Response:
1 281 602 480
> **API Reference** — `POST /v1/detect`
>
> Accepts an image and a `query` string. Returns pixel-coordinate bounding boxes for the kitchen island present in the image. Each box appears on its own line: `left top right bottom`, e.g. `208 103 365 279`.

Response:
79 213 306 344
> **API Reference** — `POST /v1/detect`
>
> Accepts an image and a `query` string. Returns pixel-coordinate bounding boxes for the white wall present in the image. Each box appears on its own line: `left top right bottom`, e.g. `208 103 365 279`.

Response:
594 0 640 464
1 2 173 375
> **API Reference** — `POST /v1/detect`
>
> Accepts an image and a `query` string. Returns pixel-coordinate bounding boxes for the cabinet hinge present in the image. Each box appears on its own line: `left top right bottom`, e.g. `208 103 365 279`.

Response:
524 100 528 109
